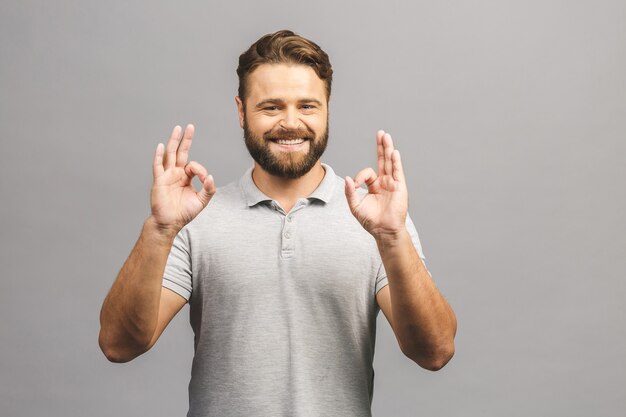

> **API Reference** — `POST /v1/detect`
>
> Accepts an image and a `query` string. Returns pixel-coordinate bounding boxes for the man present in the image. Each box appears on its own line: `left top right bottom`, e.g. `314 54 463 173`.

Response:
99 30 456 416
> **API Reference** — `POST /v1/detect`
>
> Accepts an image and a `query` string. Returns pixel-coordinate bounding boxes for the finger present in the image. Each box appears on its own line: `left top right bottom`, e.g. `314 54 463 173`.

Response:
197 174 217 207
184 161 209 182
353 167 377 189
391 149 406 183
153 143 165 179
383 133 394 176
344 176 361 212
164 125 182 169
176 124 195 167
376 130 385 176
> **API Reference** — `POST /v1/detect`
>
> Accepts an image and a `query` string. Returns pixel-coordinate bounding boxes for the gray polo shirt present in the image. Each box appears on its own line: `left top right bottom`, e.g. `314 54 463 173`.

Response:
163 163 426 417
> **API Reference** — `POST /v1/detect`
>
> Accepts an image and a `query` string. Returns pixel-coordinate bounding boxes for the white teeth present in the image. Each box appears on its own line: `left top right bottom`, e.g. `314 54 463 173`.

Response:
275 138 305 145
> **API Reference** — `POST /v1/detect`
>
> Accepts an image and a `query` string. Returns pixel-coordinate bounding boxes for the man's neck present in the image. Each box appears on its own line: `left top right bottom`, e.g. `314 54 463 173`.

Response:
251 161 326 212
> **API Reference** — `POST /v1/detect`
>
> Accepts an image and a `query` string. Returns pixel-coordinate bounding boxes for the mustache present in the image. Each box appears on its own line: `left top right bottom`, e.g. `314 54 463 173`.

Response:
264 128 315 141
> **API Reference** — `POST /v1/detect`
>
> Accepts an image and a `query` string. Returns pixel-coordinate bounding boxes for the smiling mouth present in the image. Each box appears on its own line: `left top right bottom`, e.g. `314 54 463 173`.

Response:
270 138 307 145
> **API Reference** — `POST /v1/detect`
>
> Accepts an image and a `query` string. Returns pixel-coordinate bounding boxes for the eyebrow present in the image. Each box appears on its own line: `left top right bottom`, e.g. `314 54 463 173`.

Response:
255 98 324 108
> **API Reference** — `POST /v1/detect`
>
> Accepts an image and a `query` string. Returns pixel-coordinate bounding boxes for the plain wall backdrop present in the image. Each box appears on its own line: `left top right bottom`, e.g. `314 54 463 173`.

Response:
1 1 624 416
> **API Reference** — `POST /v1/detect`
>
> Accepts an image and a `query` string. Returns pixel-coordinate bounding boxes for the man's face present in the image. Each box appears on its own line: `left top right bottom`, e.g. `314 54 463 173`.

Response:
237 63 329 179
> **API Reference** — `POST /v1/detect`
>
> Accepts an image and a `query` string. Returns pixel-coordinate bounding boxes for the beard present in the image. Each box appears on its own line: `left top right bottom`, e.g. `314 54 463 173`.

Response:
243 119 329 179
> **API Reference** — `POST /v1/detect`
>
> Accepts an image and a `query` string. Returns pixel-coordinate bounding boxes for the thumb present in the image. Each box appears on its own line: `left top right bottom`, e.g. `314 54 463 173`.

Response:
344 176 361 212
197 174 216 206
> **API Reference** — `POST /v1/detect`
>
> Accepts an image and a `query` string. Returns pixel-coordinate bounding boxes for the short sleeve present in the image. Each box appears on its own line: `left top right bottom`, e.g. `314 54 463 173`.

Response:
162 228 192 301
375 214 428 295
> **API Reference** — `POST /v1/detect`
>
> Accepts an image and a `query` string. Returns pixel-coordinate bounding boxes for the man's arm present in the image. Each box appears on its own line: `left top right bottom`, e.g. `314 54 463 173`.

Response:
375 232 456 371
345 129 456 371
98 124 215 362
98 218 186 363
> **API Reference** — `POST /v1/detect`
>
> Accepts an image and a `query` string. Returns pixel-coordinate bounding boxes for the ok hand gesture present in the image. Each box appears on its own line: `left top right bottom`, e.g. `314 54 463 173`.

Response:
344 130 408 241
150 124 216 236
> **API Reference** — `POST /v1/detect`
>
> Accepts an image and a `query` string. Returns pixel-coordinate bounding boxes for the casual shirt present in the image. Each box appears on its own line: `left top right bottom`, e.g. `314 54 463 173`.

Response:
163 163 426 417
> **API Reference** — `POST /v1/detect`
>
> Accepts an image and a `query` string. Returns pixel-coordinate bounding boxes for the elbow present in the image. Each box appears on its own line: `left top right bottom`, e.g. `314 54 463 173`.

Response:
100 346 134 364
98 330 148 363
403 341 455 372
101 347 133 364
422 346 455 371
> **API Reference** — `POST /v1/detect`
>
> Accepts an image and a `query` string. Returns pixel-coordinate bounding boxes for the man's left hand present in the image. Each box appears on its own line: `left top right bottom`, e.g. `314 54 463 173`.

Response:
345 130 409 242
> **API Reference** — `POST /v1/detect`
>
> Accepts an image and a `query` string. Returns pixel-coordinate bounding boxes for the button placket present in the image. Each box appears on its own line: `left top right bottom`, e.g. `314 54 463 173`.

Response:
283 216 293 240
281 210 296 257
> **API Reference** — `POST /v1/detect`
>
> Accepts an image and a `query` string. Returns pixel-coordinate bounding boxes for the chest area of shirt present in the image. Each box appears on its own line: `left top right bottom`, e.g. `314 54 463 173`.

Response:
189 212 381 303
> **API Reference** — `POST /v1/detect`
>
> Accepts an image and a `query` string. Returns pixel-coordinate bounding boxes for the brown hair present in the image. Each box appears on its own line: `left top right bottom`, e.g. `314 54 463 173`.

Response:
236 30 333 103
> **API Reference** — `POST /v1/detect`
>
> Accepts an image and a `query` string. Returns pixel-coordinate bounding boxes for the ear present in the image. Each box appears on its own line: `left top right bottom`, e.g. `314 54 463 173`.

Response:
235 96 245 128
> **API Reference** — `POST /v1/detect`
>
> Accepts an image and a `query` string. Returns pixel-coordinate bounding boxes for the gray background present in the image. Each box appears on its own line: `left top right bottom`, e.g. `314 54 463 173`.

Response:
1 0 624 416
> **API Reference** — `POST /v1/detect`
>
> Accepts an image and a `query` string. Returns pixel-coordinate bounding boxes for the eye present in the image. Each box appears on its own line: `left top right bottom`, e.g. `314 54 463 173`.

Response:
301 104 316 111
263 106 279 111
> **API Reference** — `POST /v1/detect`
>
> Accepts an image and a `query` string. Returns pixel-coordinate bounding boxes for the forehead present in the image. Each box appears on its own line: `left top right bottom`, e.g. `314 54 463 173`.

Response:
245 63 327 104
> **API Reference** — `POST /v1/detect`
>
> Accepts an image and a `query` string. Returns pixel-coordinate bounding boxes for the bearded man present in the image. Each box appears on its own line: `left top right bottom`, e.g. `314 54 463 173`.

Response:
99 29 457 417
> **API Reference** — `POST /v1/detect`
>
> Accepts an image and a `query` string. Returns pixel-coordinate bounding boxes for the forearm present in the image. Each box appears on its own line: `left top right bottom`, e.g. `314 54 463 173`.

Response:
98 217 176 362
377 229 456 369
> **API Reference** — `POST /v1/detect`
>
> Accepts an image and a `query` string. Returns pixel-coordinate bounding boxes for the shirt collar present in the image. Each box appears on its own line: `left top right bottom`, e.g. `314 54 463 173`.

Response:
240 162 336 207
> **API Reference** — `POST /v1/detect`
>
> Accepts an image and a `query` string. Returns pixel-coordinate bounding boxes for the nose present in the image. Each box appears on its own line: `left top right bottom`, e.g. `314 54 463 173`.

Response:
279 107 302 130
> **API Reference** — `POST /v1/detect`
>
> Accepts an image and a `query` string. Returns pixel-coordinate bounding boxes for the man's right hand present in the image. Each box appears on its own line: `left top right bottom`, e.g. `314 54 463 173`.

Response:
150 124 216 237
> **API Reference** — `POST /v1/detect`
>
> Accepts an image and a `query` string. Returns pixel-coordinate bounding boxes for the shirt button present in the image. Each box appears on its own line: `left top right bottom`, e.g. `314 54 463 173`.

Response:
286 216 292 223
284 232 291 239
